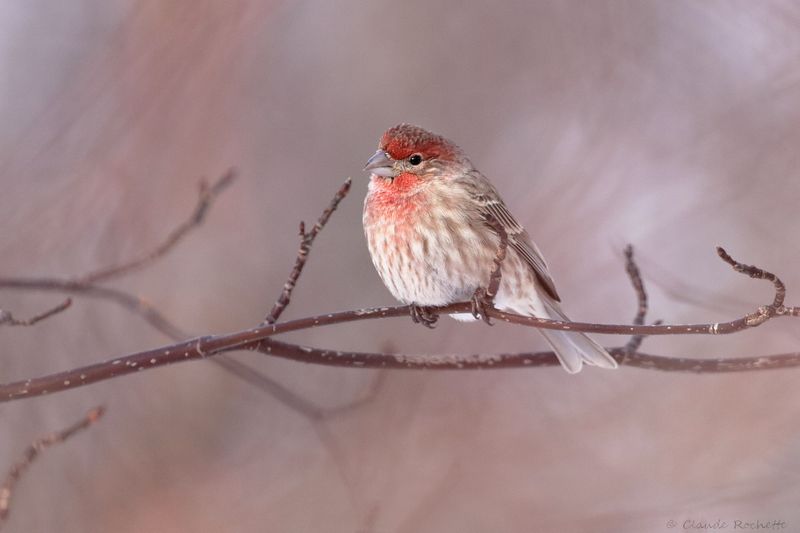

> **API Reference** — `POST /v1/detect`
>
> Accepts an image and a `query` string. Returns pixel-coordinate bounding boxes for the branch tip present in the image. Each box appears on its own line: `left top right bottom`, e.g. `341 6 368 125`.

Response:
716 246 786 309
209 167 238 194
0 298 73 327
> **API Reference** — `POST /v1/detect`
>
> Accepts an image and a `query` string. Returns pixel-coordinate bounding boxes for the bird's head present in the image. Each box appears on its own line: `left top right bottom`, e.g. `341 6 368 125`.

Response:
363 124 470 182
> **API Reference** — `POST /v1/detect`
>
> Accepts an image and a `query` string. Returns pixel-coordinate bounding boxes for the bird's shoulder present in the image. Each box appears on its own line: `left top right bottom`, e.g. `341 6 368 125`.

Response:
460 170 561 302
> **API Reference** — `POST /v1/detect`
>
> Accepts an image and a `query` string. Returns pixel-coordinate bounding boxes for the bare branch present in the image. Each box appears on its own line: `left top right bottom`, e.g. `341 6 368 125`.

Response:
0 299 72 327
1 173 798 402
0 406 105 528
2 240 799 403
264 178 352 324
76 169 237 284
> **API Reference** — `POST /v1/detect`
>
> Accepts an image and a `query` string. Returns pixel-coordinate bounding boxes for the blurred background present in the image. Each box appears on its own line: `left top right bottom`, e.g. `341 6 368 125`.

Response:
2 1 800 531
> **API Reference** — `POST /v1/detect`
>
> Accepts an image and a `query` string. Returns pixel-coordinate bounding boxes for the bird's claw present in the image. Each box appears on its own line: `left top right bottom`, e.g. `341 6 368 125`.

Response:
471 288 494 325
410 304 439 329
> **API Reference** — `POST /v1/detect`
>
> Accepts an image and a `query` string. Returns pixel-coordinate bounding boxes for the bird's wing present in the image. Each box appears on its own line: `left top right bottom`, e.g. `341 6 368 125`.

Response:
468 176 561 302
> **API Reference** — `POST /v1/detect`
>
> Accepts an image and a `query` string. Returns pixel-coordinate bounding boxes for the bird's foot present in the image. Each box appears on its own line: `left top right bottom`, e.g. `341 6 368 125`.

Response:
470 288 495 325
410 304 439 329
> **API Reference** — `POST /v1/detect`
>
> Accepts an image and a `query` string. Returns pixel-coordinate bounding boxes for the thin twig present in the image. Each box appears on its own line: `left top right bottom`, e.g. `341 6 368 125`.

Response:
0 299 72 327
623 246 659 354
264 178 352 324
0 406 105 528
76 169 237 284
717 246 785 308
716 246 800 320
625 246 647 326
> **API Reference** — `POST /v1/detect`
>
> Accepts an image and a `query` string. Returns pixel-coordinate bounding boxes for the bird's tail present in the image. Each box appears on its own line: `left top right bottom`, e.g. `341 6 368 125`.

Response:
539 299 618 374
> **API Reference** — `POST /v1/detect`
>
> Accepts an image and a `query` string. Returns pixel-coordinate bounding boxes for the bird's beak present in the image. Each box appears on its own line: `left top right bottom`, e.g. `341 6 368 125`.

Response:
363 150 398 178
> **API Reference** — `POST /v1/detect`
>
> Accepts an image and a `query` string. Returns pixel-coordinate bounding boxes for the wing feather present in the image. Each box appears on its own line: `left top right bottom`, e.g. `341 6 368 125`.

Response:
466 174 561 302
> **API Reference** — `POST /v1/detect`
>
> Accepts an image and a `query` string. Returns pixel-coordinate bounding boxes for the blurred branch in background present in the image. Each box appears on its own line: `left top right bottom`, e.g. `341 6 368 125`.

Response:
1 175 799 405
0 406 105 531
0 171 379 416
0 299 72 327
0 173 378 529
0 171 242 340
76 169 238 284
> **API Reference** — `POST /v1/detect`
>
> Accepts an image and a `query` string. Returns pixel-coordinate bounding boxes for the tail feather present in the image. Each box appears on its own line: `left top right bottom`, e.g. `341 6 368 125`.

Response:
541 300 618 374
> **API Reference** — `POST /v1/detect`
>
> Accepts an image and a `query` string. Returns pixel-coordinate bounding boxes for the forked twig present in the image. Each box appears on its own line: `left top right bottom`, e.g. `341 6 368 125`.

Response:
0 299 72 327
0 406 105 528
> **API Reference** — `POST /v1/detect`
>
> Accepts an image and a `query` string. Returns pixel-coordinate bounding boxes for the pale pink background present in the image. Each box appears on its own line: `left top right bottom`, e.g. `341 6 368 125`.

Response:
2 2 800 532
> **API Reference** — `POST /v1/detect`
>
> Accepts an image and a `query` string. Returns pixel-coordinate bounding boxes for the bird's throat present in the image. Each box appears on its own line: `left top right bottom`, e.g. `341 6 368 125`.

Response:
366 172 426 222
387 172 422 192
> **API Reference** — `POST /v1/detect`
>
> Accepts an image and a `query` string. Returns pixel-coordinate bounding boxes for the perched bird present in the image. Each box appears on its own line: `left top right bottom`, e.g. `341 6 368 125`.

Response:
362 123 617 373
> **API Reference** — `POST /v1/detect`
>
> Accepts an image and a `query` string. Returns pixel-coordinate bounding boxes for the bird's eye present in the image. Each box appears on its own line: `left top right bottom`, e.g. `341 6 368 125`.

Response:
408 154 423 166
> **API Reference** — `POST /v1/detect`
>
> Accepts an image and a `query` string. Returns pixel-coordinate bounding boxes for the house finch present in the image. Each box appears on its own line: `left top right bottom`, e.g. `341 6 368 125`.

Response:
362 123 617 373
